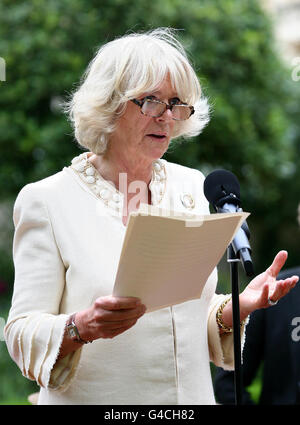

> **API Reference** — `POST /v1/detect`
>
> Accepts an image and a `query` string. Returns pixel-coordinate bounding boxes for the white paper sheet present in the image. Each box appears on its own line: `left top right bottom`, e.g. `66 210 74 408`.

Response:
113 204 249 312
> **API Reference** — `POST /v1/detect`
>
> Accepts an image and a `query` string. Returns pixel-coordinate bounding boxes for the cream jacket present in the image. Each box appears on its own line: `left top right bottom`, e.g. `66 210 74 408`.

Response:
5 153 246 405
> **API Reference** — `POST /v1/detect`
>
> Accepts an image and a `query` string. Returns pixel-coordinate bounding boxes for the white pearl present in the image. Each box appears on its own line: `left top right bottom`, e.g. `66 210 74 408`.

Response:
85 175 95 184
99 188 110 200
112 193 121 203
73 161 86 172
108 199 121 210
85 167 95 176
153 161 161 171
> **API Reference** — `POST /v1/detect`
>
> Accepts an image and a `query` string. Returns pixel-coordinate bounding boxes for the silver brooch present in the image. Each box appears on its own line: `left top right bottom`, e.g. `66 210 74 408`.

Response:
180 193 195 209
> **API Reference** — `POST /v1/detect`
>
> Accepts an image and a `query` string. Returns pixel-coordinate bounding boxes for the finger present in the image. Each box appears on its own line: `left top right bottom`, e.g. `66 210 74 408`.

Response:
267 250 288 278
260 283 270 306
100 317 139 331
269 281 285 301
95 295 142 311
278 277 298 296
279 276 298 288
102 321 138 339
269 277 298 301
98 304 146 322
289 275 299 286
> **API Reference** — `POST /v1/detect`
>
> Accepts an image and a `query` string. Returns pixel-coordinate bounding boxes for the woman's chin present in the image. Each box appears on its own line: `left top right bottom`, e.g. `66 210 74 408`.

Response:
144 138 170 159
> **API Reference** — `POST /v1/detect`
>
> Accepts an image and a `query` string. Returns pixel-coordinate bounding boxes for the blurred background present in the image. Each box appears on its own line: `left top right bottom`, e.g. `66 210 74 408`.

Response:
1 0 300 404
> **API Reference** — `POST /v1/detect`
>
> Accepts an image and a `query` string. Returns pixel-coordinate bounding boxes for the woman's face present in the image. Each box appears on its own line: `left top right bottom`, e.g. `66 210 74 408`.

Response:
109 77 178 164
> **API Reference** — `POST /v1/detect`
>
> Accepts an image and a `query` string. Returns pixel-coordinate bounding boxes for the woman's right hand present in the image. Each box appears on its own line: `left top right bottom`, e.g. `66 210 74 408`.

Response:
75 296 147 342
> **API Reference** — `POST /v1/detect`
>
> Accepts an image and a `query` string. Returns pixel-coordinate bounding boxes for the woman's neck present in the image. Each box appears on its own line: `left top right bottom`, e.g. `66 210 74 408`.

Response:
89 152 153 191
88 151 154 226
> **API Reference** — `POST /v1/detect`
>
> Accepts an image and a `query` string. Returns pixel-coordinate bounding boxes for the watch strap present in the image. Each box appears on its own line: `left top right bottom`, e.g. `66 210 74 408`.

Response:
66 313 91 344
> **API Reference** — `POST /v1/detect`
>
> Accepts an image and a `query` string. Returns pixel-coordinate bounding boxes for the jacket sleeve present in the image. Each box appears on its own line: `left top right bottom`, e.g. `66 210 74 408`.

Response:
213 308 265 404
207 293 248 370
4 183 82 390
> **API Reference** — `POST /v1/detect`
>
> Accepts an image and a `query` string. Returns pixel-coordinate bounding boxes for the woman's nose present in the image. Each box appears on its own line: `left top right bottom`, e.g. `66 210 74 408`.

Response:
156 108 173 123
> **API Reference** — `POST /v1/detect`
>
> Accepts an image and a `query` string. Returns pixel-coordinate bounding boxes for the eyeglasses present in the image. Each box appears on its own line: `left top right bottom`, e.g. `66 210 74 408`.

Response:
131 97 195 121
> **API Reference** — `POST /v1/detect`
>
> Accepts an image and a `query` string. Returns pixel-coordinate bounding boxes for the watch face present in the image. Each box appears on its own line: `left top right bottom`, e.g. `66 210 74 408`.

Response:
68 326 77 339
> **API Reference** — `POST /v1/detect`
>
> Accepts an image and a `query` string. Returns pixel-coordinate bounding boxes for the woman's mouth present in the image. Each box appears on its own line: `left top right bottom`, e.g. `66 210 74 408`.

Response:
147 134 167 141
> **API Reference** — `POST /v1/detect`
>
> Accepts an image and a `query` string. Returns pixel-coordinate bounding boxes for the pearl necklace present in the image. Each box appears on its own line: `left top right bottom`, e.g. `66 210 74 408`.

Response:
70 152 167 213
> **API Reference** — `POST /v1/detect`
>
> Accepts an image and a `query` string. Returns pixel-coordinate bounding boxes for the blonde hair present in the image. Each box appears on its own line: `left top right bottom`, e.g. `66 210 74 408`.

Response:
64 28 210 154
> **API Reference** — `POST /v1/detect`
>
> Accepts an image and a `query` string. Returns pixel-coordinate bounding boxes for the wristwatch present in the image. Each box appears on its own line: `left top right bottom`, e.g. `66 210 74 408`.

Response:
66 313 91 344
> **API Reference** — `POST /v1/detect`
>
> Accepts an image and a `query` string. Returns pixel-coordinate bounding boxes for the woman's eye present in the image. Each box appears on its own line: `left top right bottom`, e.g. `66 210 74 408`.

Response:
170 97 181 105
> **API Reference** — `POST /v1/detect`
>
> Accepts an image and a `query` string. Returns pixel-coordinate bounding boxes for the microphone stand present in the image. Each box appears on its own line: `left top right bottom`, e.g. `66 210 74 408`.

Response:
227 244 243 405
206 190 253 404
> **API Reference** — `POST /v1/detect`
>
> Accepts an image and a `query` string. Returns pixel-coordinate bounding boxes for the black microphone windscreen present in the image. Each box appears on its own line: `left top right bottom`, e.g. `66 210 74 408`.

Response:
203 169 240 207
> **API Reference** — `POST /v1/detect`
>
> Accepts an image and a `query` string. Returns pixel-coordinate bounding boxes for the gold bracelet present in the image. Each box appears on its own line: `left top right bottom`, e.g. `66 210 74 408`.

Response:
216 297 246 333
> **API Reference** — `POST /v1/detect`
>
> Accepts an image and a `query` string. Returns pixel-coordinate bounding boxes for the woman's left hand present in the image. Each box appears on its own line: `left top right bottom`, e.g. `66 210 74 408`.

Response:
239 250 299 317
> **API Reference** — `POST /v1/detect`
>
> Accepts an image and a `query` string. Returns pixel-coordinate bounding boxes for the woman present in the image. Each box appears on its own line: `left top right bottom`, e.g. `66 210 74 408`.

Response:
5 28 298 405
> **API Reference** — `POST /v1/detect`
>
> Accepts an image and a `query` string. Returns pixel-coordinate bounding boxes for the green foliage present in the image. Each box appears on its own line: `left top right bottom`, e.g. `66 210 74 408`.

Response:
0 341 38 405
1 0 300 404
1 0 299 268
246 363 263 404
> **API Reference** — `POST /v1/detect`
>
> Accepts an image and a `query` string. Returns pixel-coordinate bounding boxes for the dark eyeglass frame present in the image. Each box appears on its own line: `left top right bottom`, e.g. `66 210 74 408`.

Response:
131 97 195 120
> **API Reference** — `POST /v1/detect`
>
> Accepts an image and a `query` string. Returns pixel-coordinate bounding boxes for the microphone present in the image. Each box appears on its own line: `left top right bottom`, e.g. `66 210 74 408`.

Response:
203 169 254 277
